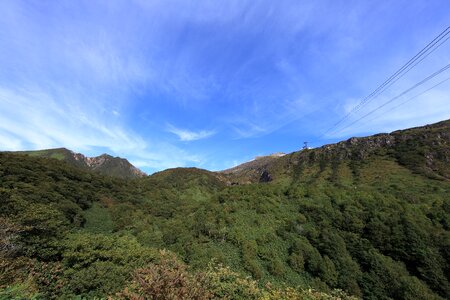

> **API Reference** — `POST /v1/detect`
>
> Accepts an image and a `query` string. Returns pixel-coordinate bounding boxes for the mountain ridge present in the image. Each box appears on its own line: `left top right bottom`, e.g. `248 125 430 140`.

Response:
6 119 449 181
219 119 450 184
12 147 146 179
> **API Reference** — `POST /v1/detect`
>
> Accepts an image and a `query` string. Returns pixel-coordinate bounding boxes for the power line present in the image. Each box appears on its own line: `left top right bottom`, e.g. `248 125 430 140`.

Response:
335 27 450 126
332 63 450 135
365 76 450 124
351 27 450 112
355 33 450 110
323 26 450 136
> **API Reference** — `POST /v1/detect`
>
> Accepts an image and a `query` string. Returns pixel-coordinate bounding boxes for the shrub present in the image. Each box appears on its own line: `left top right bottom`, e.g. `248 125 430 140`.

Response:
118 250 212 300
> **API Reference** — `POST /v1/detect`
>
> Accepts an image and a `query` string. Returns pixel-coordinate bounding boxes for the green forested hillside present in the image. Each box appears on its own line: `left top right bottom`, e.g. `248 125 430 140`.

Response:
1 120 449 299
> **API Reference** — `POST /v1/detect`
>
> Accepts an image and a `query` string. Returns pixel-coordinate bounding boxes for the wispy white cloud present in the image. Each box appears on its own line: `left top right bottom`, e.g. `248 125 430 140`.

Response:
0 129 24 151
325 84 450 139
0 85 140 151
62 39 152 88
0 85 203 172
228 95 318 139
167 124 216 141
229 120 268 139
130 148 201 170
0 1 210 172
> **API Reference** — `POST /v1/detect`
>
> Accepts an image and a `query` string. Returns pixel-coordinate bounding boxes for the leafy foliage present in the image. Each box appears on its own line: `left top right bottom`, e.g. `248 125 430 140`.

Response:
117 253 356 300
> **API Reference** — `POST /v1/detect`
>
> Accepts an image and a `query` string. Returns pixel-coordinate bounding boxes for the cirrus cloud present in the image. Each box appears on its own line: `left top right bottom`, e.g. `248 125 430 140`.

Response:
167 124 216 142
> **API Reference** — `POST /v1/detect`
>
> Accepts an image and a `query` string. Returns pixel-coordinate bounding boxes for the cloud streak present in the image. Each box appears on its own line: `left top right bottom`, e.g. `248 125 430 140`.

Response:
167 124 216 141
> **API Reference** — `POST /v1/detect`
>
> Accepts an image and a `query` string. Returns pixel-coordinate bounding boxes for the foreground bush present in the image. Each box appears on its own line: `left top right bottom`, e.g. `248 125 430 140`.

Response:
118 250 211 300
117 251 357 300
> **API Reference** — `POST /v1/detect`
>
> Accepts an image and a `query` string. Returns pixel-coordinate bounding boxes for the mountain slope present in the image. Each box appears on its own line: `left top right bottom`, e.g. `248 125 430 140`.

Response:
1 119 449 299
15 148 146 179
221 119 450 184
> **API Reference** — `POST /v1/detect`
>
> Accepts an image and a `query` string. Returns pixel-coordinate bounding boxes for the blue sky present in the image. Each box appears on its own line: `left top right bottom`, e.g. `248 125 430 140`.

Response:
0 0 449 174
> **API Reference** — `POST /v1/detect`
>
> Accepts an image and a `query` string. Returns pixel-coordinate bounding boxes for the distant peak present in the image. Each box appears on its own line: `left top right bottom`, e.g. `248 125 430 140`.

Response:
13 147 146 178
255 152 286 160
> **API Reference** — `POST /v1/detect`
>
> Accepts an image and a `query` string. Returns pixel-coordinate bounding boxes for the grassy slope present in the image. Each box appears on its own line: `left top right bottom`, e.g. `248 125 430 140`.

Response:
20 148 79 163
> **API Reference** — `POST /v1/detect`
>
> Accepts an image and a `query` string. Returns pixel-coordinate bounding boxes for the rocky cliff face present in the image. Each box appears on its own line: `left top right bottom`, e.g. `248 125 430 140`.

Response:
72 152 146 177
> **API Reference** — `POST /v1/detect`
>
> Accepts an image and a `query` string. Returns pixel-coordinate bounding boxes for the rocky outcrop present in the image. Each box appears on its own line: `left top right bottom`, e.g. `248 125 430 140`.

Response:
259 170 273 183
70 151 147 178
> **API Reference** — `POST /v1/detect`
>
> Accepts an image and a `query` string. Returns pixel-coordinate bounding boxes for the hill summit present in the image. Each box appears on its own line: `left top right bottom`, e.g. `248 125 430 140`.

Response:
15 147 146 178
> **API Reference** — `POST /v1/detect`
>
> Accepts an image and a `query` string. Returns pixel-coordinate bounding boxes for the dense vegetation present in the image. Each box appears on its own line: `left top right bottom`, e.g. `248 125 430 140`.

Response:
1 120 449 299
